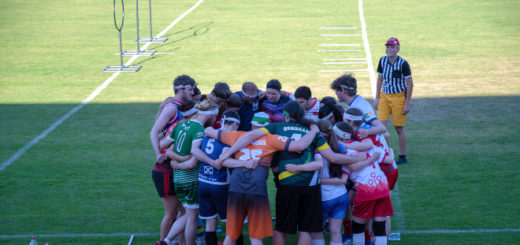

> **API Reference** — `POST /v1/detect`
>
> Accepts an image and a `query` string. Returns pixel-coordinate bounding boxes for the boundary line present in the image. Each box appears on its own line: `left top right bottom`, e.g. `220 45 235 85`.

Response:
358 0 376 97
0 0 205 172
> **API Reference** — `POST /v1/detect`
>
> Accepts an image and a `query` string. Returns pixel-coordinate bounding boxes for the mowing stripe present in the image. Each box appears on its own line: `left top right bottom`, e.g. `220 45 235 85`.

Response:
318 44 360 47
320 27 358 30
318 49 361 52
323 62 367 65
0 0 205 173
323 58 367 61
320 69 369 72
358 0 376 97
320 34 360 37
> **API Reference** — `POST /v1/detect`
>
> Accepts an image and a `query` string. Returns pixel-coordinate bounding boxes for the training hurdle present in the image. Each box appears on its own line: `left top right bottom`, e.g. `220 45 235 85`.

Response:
122 0 156 56
104 0 142 72
136 0 168 43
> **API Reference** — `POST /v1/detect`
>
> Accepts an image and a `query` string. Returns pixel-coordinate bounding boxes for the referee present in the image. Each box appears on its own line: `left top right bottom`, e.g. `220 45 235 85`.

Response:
374 37 414 165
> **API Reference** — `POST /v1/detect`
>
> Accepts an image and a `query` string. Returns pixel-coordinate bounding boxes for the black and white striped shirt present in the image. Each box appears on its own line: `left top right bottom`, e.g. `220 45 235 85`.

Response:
377 56 412 94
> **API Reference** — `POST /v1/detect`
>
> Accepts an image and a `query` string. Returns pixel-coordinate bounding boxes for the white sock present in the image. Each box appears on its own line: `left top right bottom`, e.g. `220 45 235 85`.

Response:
352 233 365 245
330 242 343 245
164 238 171 245
312 239 325 245
375 236 387 245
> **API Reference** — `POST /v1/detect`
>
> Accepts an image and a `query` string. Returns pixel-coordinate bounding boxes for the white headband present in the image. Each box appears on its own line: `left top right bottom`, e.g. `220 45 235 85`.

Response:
181 107 197 117
340 84 355 90
221 116 240 124
174 84 193 89
242 89 258 98
197 108 219 115
343 112 363 121
321 112 333 120
333 125 351 139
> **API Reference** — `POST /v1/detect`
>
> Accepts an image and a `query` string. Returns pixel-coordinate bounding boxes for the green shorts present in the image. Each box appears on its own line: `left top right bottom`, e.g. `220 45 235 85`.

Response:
175 181 199 209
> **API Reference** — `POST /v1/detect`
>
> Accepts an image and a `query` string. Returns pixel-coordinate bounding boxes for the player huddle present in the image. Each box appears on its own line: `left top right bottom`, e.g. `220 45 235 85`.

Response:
150 74 398 245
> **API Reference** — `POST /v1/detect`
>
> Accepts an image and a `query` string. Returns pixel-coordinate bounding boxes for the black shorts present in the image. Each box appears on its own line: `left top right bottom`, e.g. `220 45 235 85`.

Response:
152 170 176 198
275 184 322 234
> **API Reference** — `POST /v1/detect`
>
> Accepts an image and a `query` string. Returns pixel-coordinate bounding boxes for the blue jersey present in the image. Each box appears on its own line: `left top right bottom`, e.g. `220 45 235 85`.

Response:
198 136 230 185
235 91 261 131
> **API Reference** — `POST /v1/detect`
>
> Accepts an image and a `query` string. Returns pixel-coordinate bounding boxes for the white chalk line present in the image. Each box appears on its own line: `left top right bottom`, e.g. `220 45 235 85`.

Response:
391 183 407 232
0 0 205 172
358 0 376 97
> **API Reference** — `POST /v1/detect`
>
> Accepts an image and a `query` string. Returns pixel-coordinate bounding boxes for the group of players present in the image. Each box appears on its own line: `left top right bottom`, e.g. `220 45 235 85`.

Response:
149 73 399 245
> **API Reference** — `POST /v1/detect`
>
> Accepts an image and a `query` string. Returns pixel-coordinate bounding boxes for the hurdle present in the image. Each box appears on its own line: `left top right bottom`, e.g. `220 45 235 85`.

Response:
136 0 168 43
103 0 142 72
122 0 156 56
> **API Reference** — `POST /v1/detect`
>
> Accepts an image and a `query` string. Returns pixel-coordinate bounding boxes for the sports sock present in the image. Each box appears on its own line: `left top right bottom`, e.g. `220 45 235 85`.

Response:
205 231 217 245
330 242 343 245
353 233 365 245
374 236 387 245
163 238 171 245
311 238 325 245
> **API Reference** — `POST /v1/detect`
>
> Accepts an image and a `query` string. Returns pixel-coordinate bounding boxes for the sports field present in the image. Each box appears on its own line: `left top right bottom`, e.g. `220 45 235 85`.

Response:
1 0 519 244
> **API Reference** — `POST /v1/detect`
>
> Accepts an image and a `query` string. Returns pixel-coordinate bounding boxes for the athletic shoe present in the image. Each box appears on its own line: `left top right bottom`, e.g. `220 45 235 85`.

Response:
155 241 169 245
396 156 407 165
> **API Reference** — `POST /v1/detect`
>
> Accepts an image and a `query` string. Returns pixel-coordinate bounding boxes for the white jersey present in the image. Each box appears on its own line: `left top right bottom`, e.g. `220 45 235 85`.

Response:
348 95 377 124
342 149 389 201
289 95 320 122
319 156 347 202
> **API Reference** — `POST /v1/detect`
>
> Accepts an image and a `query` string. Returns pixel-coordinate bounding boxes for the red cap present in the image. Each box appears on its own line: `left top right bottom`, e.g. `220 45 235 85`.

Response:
385 37 400 46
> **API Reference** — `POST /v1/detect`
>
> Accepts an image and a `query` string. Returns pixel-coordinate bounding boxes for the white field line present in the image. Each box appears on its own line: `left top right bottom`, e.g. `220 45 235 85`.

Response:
318 44 360 47
320 27 358 30
0 0 205 173
401 228 520 234
358 0 376 97
391 183 407 232
320 34 360 37
128 234 135 245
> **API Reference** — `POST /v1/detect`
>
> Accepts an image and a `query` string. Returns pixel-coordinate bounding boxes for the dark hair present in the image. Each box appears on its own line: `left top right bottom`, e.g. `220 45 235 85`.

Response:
222 109 241 126
266 79 282 91
173 74 196 93
335 122 355 136
178 100 196 112
212 82 232 100
226 94 242 109
319 102 343 123
193 85 201 96
317 120 342 178
345 107 364 127
294 86 312 100
242 81 258 92
330 74 357 96
284 101 313 128
320 96 337 105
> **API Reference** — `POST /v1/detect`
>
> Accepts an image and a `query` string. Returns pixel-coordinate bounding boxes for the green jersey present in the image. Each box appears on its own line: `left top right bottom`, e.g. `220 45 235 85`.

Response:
168 120 205 183
260 122 329 186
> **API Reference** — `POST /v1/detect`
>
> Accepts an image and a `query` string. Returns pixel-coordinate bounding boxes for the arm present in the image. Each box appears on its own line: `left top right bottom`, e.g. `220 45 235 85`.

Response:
191 139 220 169
343 151 381 172
285 157 323 173
150 105 176 159
165 144 191 162
170 157 198 170
320 173 349 185
154 97 175 121
223 158 258 169
358 119 387 138
319 148 365 165
159 135 174 150
286 124 319 152
373 74 384 110
403 77 413 115
217 129 267 163
341 139 373 152
204 127 219 139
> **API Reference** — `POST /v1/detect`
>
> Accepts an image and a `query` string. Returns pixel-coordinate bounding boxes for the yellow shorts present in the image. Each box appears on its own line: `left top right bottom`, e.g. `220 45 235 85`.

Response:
377 92 407 126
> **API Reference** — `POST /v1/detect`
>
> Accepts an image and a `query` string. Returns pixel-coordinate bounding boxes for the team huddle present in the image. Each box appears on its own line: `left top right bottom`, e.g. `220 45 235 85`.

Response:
149 34 413 245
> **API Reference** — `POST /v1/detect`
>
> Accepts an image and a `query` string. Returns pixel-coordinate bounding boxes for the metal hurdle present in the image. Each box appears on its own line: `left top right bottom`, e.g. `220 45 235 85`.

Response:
103 0 142 72
136 0 168 43
122 0 156 56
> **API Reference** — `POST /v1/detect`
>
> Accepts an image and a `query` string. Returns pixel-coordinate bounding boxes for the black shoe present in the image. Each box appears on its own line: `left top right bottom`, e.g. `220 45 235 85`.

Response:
396 156 407 165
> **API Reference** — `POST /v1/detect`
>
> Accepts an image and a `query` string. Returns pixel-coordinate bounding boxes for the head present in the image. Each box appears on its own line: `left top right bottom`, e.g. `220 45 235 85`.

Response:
344 107 364 128
283 101 313 128
173 74 196 102
179 100 197 119
385 37 400 57
220 110 241 131
241 82 259 103
251 111 270 129
209 82 232 106
194 100 219 127
265 79 282 104
333 122 354 142
225 94 242 112
317 119 343 177
320 96 337 107
319 102 344 125
192 85 202 101
294 86 312 110
330 74 357 102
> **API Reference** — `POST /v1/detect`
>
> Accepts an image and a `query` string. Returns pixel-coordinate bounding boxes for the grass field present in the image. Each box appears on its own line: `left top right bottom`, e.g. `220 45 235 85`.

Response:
1 0 520 244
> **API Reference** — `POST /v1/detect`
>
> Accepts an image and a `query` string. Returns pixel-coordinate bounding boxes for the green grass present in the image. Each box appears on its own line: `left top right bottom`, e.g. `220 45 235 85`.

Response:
1 0 519 244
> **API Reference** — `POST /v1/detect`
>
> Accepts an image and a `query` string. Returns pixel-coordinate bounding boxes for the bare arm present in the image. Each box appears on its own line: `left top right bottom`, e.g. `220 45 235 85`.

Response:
204 127 219 139
285 157 323 173
319 148 365 165
341 139 373 152
343 152 380 172
191 139 220 169
373 74 384 110
320 173 349 185
165 144 191 162
154 97 175 121
223 158 258 169
170 157 198 170
286 124 319 152
150 105 177 158
217 129 267 164
403 77 413 115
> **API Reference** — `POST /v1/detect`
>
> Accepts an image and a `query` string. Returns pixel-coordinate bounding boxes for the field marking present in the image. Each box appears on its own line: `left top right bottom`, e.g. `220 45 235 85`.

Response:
318 49 361 52
320 34 360 37
320 27 358 30
358 0 376 97
400 228 520 234
391 184 407 232
128 234 135 245
318 44 360 47
0 0 205 173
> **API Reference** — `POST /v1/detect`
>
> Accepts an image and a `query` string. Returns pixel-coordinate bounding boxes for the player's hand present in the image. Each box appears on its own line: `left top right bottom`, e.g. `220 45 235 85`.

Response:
358 129 368 139
244 159 258 169
373 98 379 110
285 164 299 173
156 153 167 163
310 124 319 133
371 152 381 162
170 160 180 169
402 103 410 115
258 92 266 100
